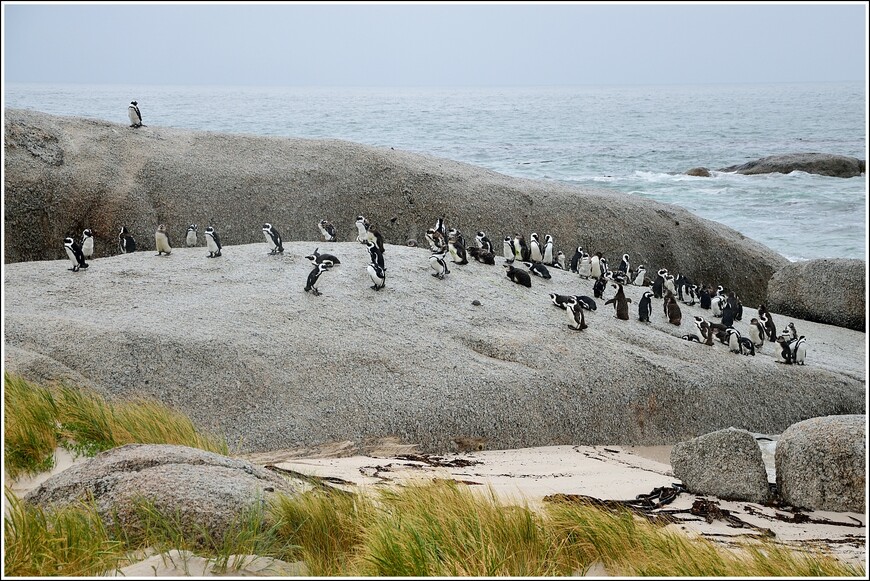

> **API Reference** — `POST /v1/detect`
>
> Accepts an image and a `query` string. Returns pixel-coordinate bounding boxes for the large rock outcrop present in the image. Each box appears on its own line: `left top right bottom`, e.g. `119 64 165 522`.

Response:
717 153 865 178
24 444 303 543
767 259 866 332
4 108 789 305
4 241 864 454
775 415 866 512
670 428 771 504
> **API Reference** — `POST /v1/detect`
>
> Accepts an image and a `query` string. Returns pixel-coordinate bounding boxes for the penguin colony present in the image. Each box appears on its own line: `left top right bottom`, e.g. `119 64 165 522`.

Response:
61 101 809 367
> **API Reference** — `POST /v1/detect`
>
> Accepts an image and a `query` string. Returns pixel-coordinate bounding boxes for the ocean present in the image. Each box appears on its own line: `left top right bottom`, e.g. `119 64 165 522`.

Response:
4 82 867 261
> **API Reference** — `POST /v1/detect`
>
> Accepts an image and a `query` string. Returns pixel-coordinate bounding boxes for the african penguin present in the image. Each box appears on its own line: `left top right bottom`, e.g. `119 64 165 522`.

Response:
604 283 632 320
576 296 597 311
503 236 516 263
618 253 630 275
776 335 796 364
504 263 532 288
318 219 337 242
367 261 386 291
204 226 222 257
748 318 765 348
306 247 341 266
638 291 653 323
652 268 667 299
128 100 143 128
792 336 807 365
631 264 646 286
726 328 743 354
63 237 89 272
529 233 543 263
154 224 172 256
555 251 567 271
569 246 583 273
447 233 469 265
513 234 528 262
593 276 608 299
525 262 551 279
81 229 94 259
565 297 588 331
475 231 493 253
262 223 284 254
118 226 137 254
682 334 702 343
758 305 777 341
739 336 756 356
663 291 682 326
426 228 447 253
467 246 496 265
366 240 385 270
304 261 332 296
590 253 603 280
542 235 555 265
549 293 574 309
429 253 450 279
186 224 198 247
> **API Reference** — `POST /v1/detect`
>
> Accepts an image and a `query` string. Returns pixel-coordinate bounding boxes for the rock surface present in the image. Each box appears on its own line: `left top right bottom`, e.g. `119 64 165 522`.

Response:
767 258 866 332
775 415 866 512
685 167 711 177
670 428 771 504
4 107 789 304
4 241 865 454
24 444 303 543
717 153 865 178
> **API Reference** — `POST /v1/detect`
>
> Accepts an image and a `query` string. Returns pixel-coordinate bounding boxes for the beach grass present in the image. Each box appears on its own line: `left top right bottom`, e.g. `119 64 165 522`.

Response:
3 373 229 479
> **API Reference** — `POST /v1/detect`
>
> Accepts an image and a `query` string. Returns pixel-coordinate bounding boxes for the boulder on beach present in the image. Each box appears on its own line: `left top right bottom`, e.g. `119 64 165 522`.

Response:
767 258 866 332
717 153 865 178
775 415 866 513
4 240 865 455
670 427 771 504
24 444 304 544
4 107 788 305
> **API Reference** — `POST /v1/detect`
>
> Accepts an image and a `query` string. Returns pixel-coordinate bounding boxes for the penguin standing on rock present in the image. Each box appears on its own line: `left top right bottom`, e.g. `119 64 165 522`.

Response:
748 318 765 348
504 263 532 288
304 261 332 296
367 261 386 291
262 223 284 254
565 297 588 331
631 264 646 286
652 268 668 299
118 226 137 254
542 235 555 265
128 100 143 128
758 305 777 341
204 226 222 258
154 224 172 256
604 283 632 320
366 240 385 270
429 252 450 279
663 291 682 326
81 229 94 259
186 224 199 247
793 336 807 365
529 233 543 263
503 236 516 263
555 251 567 270
63 237 89 272
638 291 653 322
447 232 469 265
569 246 583 273
618 253 630 276
475 231 493 253
318 219 337 242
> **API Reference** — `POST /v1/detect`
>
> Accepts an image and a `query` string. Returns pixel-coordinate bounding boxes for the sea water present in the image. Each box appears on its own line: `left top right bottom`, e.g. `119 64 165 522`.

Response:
4 82 866 261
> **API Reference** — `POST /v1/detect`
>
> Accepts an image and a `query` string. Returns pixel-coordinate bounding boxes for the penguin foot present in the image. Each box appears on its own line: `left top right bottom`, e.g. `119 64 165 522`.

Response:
312 288 321 296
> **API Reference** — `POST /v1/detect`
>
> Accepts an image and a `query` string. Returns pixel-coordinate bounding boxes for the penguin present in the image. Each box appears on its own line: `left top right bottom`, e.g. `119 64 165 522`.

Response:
721 293 738 327
81 229 94 259
781 322 797 342
726 328 743 354
204 226 222 257
529 233 543 263
578 252 593 279
429 252 450 279
611 270 628 286
447 232 469 265
775 335 795 364
502 236 516 263
318 219 337 242
513 233 529 262
154 224 172 256
366 240 385 270
604 283 632 320
663 274 677 297
711 295 725 318
758 305 777 341
475 231 493 253
356 215 385 252
367 261 386 291
526 262 551 279
748 318 765 348
699 286 712 309
262 223 284 255
569 246 583 273
682 334 702 343
504 263 532 288
599 256 609 275
447 228 465 247
792 336 807 365
305 247 341 266
693 315 715 346
638 290 653 323
118 225 137 254
63 237 89 272
467 246 496 265
555 251 567 271
631 264 646 286
592 275 608 299
550 293 575 309
565 297 588 331
542 235 555 265
682 283 698 306
185 224 198 247
590 253 603 280
739 336 756 356
576 296 597 311
434 216 447 238
128 100 143 128
618 253 630 276
426 228 447 253
663 291 682 326
304 261 332 296
652 268 667 298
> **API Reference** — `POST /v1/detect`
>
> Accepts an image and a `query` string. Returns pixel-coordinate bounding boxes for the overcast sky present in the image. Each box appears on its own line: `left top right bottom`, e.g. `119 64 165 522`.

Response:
3 2 867 87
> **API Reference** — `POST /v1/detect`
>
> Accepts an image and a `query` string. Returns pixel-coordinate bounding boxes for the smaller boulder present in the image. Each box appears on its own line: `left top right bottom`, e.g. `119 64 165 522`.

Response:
776 415 865 512
685 167 711 177
671 427 771 504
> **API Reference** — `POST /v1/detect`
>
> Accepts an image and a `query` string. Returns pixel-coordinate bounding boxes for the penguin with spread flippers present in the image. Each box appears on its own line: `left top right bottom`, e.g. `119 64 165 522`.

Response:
604 283 632 320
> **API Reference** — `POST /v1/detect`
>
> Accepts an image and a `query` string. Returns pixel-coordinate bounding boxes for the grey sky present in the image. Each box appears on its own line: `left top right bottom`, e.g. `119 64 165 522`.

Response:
3 2 867 86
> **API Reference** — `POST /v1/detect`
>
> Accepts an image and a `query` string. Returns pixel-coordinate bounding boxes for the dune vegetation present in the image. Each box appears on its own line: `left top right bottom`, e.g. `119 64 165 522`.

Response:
3 373 864 577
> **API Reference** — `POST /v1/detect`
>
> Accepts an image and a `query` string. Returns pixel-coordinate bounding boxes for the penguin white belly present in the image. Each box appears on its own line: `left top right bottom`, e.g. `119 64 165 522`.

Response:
187 231 198 246
206 236 218 253
155 233 171 254
81 238 94 258
65 247 79 268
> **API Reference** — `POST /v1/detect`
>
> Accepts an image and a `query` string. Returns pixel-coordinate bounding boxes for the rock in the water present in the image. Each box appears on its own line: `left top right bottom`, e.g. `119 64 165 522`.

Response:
670 427 771 504
24 444 303 544
3 107 787 305
775 415 866 512
685 167 711 177
767 258 866 332
717 153 865 178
